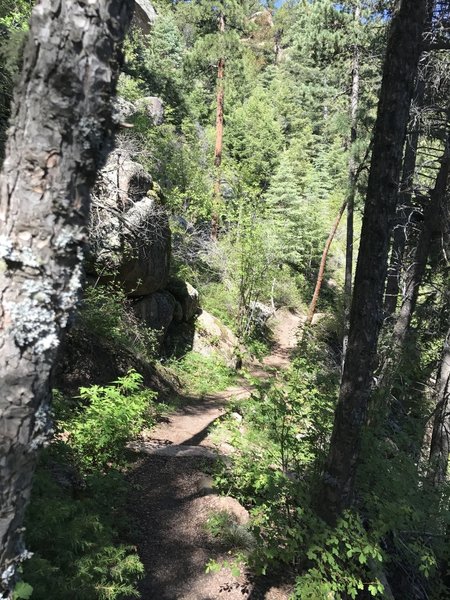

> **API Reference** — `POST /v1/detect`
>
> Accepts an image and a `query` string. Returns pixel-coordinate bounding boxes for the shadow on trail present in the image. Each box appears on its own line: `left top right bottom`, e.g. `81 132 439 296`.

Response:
126 455 230 600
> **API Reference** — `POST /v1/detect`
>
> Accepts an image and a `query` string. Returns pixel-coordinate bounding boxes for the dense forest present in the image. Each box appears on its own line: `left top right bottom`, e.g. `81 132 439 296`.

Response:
1 0 450 599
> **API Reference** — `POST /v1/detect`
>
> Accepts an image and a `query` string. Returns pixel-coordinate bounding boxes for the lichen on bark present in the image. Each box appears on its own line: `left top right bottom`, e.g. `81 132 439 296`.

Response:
0 0 133 596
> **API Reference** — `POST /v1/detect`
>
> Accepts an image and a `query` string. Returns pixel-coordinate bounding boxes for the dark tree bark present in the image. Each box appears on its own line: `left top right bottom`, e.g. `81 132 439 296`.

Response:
318 0 428 524
342 1 361 368
429 327 450 486
211 13 226 241
0 0 133 595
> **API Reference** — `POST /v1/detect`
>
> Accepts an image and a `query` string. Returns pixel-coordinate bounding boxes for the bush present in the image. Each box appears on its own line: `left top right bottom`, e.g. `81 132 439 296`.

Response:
66 371 158 472
22 464 143 600
78 284 159 362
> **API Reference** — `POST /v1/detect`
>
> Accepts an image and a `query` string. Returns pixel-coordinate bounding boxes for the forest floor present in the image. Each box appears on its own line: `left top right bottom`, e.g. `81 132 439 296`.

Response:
126 309 303 600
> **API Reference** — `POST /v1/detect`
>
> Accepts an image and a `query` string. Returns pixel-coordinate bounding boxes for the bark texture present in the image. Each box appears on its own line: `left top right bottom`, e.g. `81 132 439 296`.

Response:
0 0 132 595
429 327 450 486
319 0 428 523
391 134 449 355
376 130 450 408
384 70 426 319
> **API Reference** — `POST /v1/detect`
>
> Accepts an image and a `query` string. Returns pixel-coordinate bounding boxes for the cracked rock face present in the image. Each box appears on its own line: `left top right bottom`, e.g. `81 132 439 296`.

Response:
88 150 171 296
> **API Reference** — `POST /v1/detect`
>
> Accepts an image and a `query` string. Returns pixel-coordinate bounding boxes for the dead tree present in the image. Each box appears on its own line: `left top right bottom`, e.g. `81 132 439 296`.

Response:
0 0 132 595
211 12 226 241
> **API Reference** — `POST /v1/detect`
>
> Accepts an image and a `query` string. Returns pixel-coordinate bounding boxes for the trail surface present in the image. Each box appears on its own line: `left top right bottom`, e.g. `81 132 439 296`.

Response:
127 309 302 600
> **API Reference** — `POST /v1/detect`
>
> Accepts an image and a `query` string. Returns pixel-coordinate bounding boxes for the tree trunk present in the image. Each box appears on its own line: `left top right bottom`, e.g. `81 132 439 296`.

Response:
429 327 450 486
390 135 450 355
342 1 361 368
384 74 426 319
211 13 226 241
0 0 132 594
318 0 427 524
374 130 450 419
305 200 347 326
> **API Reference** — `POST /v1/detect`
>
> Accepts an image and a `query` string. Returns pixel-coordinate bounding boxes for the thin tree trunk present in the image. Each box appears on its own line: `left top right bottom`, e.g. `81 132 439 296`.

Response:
429 327 450 486
306 200 347 326
390 136 450 353
211 13 225 241
377 129 450 391
0 0 132 594
342 1 361 368
318 0 427 524
384 75 426 319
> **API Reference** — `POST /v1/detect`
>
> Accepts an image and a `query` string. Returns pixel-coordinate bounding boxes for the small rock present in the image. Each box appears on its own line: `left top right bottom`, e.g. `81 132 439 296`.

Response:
136 96 164 125
166 278 200 322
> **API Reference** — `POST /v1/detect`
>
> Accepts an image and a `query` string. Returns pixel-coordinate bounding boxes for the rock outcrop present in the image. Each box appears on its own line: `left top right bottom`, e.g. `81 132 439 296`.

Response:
132 291 176 341
167 278 200 322
192 310 239 363
136 96 164 125
88 150 171 296
114 96 165 126
85 142 224 352
133 0 157 34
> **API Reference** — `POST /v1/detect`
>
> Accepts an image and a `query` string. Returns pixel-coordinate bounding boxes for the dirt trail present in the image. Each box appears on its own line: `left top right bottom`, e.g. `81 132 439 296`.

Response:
127 309 302 600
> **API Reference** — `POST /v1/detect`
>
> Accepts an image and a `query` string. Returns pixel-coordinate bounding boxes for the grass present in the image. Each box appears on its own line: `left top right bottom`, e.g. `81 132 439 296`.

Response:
167 351 237 396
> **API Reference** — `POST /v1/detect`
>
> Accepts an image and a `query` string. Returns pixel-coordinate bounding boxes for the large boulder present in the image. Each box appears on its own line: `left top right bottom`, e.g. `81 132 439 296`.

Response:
133 0 157 34
193 310 241 367
164 310 241 367
136 96 164 125
132 291 176 342
114 96 164 126
166 278 200 322
88 150 171 296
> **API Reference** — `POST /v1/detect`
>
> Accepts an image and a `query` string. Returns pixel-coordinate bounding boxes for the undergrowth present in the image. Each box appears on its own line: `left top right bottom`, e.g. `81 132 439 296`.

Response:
78 284 160 363
20 371 161 600
209 346 450 599
167 351 236 396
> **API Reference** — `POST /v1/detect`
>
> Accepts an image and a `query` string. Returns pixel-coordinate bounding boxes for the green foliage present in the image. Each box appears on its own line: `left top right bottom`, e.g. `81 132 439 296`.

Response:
79 284 159 362
13 582 33 600
0 0 32 30
168 351 236 396
22 462 143 600
210 353 394 597
116 73 143 102
20 370 163 598
66 371 157 472
206 511 255 551
226 86 283 190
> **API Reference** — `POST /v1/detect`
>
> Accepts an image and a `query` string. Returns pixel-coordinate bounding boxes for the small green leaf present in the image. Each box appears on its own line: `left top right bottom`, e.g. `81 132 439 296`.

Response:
13 582 33 600
231 566 241 577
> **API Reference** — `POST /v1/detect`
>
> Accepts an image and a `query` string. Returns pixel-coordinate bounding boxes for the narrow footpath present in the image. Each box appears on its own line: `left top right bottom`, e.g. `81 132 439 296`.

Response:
126 309 303 600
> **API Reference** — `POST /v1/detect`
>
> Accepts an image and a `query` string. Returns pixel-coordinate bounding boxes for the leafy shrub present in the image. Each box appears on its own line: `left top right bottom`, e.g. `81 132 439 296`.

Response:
22 464 143 600
66 371 157 472
117 73 144 102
